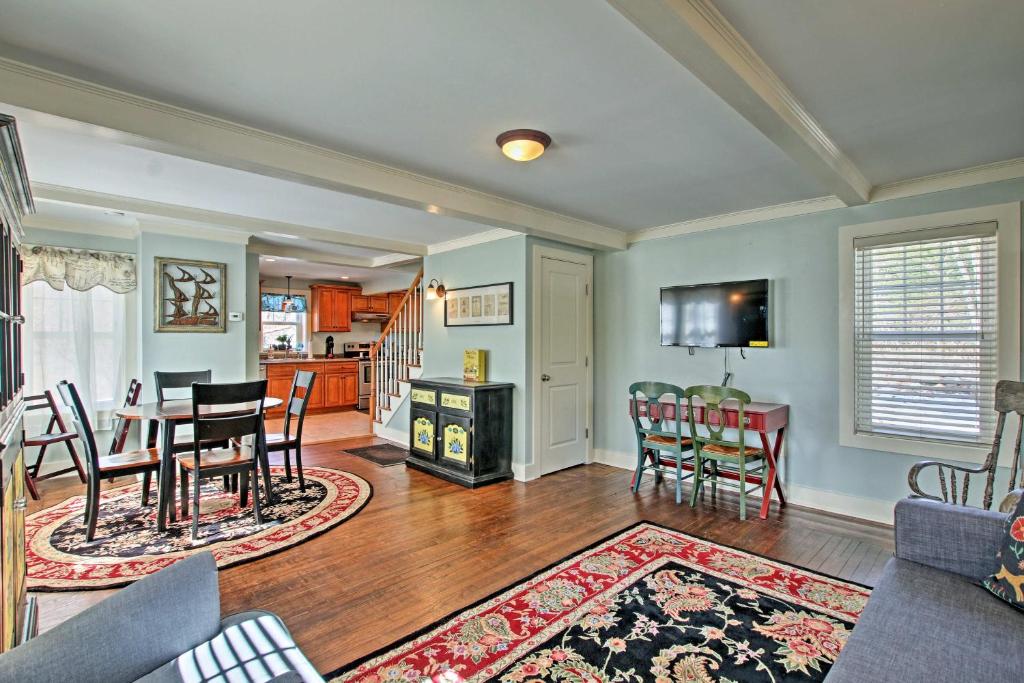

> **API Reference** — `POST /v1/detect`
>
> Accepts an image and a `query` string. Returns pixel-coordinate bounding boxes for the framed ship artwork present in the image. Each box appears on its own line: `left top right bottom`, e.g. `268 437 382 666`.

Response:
154 257 227 333
443 281 513 327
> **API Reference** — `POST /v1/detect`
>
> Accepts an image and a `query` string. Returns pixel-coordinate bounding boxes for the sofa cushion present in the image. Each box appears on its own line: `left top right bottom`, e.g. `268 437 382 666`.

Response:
0 552 221 683
826 557 1022 682
135 612 322 683
981 492 1024 610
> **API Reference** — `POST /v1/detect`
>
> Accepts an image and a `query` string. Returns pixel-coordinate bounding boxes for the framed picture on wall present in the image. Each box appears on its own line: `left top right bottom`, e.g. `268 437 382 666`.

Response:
154 257 227 333
444 282 513 327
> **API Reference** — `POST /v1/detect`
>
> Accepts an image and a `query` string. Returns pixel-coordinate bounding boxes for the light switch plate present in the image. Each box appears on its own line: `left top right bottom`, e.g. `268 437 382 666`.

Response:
228 311 244 322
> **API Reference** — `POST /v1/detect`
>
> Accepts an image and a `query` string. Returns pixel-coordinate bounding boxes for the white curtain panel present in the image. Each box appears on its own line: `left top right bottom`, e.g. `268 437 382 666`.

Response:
23 280 127 431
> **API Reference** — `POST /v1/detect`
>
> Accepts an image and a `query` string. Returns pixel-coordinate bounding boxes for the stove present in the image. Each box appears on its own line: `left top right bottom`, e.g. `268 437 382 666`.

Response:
343 342 374 409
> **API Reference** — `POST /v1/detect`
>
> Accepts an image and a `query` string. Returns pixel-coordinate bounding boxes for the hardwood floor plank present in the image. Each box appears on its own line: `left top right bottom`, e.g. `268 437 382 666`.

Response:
26 439 895 674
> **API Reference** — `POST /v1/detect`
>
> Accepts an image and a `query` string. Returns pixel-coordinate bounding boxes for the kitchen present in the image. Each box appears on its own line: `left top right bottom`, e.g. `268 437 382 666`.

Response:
259 266 414 443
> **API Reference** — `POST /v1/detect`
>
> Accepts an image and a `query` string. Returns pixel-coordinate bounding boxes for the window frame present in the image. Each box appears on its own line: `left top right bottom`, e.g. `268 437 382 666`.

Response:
838 202 1021 464
260 286 311 351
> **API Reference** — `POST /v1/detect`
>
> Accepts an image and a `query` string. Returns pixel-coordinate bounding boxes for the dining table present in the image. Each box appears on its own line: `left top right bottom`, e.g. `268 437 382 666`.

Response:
115 396 283 531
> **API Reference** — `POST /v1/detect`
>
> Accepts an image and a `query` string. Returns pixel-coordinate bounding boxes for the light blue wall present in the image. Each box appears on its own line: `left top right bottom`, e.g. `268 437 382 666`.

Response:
22 226 136 254
594 178 1024 509
245 251 260 379
423 235 529 462
138 232 251 396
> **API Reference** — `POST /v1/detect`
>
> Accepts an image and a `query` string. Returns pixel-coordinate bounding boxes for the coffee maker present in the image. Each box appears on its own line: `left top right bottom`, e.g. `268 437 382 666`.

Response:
325 335 335 359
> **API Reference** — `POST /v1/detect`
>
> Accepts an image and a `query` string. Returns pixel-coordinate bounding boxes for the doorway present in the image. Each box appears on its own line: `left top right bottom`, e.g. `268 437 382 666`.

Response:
532 246 593 476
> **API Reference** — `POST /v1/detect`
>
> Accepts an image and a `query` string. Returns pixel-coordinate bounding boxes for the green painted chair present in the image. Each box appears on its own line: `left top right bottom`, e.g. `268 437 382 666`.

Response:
685 385 766 520
629 381 694 504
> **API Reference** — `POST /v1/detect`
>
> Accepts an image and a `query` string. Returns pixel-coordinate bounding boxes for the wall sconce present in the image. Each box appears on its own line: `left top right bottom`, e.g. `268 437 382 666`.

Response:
426 278 446 300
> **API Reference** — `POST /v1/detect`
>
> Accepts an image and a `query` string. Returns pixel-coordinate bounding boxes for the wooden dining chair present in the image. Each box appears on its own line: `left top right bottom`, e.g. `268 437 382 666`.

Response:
154 369 211 451
56 381 161 541
685 385 766 520
23 389 87 498
108 379 143 455
629 381 694 504
265 370 316 493
178 380 267 541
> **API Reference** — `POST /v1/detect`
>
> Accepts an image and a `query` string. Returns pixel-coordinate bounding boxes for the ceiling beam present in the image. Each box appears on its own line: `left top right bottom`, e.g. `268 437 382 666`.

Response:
606 0 871 206
247 240 375 269
32 183 427 255
0 58 627 251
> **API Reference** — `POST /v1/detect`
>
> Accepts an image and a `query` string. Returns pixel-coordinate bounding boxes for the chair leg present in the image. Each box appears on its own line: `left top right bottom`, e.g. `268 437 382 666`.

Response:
239 468 249 508
141 470 152 506
85 476 100 541
674 453 683 505
29 443 47 477
191 471 201 541
631 445 645 493
738 456 747 521
711 461 718 498
180 465 189 519
689 453 703 508
222 475 230 491
295 444 305 493
24 465 39 501
250 467 263 526
283 448 292 482
65 440 87 484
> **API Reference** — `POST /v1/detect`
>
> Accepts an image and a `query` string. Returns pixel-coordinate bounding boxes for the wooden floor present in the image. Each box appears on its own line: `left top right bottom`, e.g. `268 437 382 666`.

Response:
28 437 894 675
264 408 373 445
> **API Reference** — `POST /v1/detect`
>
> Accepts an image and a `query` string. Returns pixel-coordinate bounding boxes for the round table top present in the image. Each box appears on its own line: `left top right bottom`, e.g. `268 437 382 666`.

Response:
115 397 283 421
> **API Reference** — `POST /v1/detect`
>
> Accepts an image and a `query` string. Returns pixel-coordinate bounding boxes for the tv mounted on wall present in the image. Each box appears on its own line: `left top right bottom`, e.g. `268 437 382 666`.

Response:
660 279 770 348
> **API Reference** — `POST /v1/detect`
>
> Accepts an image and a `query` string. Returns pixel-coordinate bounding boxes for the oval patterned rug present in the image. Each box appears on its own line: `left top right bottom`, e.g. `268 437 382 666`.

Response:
26 465 371 591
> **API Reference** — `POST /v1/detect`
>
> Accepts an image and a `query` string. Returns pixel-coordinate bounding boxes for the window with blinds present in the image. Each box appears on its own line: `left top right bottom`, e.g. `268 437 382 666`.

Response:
853 222 998 446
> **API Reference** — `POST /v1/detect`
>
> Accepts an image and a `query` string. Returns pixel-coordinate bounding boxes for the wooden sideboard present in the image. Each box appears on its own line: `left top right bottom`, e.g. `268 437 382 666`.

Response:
263 360 359 416
0 113 34 652
406 378 513 488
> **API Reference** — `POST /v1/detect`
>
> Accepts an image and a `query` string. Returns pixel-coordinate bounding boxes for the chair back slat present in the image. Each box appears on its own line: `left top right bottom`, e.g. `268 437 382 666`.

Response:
109 378 142 455
191 380 267 450
684 385 751 450
55 381 100 477
155 370 212 402
283 370 317 441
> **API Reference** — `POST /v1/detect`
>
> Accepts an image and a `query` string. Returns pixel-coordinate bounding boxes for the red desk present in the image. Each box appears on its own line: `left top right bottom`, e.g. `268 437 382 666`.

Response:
629 398 789 519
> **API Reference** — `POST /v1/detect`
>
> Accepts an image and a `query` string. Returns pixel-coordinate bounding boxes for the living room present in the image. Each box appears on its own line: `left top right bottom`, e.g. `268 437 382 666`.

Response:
0 2 1022 682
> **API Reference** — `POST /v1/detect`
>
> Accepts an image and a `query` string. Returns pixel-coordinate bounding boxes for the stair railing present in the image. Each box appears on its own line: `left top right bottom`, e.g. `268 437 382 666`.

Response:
370 267 424 423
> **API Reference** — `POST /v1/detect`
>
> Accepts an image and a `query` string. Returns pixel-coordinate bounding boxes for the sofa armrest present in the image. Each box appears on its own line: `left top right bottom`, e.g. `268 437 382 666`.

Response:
0 552 221 683
894 497 1007 580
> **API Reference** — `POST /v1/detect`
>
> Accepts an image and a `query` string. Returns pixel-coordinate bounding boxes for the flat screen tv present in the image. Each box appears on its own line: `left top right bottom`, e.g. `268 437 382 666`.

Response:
660 279 770 348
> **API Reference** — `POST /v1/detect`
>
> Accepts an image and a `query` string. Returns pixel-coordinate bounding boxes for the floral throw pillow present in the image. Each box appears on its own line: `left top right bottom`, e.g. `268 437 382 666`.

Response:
982 493 1024 610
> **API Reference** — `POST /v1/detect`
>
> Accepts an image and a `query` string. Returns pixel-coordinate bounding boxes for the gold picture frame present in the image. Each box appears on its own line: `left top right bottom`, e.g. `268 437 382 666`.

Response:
154 257 227 333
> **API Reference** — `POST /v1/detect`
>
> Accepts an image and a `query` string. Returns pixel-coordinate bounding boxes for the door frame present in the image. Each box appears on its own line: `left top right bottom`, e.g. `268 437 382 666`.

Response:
529 244 594 480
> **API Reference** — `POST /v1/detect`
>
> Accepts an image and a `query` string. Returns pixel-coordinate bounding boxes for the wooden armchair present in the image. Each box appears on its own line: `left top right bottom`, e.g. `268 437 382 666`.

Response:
908 379 1024 510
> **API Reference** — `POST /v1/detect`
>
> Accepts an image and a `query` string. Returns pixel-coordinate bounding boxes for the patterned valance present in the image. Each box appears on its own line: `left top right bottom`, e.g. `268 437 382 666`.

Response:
20 244 137 293
261 292 307 313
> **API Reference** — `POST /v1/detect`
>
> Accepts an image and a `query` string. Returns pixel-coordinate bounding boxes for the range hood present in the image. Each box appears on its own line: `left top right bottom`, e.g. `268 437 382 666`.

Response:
352 310 389 322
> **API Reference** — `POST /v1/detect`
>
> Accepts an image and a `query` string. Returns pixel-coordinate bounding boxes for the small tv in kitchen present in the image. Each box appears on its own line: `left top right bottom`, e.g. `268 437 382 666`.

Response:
660 279 770 348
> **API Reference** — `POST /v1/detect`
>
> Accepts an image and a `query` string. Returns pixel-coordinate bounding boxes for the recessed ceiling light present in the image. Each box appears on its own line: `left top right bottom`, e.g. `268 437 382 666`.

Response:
341 276 350 280
264 231 300 240
263 257 276 262
496 129 551 162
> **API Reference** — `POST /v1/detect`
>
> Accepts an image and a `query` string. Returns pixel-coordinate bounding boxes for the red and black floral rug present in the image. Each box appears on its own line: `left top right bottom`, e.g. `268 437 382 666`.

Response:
330 522 870 682
26 466 371 591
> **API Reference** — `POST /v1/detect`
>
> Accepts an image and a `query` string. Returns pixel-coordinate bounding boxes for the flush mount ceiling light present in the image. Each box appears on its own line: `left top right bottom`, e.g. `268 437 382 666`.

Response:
496 129 551 162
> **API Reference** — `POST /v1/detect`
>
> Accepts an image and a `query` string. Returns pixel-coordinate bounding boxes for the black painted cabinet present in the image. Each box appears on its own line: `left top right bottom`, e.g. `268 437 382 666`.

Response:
407 377 513 487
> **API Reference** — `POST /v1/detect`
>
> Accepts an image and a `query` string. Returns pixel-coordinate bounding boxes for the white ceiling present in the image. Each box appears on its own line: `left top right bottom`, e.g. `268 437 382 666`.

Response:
714 0 1024 185
0 0 1019 253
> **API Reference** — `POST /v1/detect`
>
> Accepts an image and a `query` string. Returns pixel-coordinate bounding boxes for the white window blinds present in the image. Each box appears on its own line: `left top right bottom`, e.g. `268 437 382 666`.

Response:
853 222 998 446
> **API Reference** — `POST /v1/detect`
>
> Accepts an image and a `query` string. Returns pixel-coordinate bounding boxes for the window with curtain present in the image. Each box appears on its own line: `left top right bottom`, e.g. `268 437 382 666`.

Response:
260 292 308 351
852 223 998 447
21 244 134 430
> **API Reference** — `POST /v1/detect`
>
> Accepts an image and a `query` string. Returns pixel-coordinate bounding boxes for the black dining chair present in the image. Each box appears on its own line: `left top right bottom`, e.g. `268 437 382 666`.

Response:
154 370 212 454
178 380 267 541
108 378 143 455
57 381 161 541
265 370 316 493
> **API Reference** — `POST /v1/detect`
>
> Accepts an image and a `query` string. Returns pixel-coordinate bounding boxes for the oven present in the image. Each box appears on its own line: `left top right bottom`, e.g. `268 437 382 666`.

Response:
358 360 372 410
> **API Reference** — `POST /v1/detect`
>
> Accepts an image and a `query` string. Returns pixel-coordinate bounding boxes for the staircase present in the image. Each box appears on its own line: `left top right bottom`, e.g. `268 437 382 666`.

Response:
371 267 423 441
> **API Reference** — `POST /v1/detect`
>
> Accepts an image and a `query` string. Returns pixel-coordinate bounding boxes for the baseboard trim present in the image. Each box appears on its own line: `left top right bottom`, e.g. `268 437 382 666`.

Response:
373 422 409 448
593 448 894 525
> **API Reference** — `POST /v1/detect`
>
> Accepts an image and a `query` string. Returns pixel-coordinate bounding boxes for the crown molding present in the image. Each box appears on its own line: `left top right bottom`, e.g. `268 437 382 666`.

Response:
22 212 140 240
426 228 522 255
629 195 845 243
370 252 422 268
870 156 1024 203
32 183 425 255
0 57 626 251
606 0 870 206
137 218 252 244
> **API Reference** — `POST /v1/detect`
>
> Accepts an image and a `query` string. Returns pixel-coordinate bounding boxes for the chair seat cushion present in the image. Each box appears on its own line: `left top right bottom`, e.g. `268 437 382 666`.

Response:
700 442 764 457
98 448 161 473
177 446 254 471
644 433 692 447
24 431 77 446
827 558 1023 682
135 612 323 683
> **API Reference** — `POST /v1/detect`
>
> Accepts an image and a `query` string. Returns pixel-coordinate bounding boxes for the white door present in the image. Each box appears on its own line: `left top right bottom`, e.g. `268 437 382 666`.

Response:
539 255 590 475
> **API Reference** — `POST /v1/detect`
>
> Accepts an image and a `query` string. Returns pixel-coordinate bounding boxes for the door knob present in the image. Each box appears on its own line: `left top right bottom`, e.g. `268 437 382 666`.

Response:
541 374 551 382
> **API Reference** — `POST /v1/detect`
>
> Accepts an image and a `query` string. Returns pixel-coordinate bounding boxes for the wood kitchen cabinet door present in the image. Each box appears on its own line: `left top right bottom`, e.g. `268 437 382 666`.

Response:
388 291 404 315
266 376 293 416
351 294 369 312
311 286 353 332
323 372 343 408
369 295 389 313
342 372 358 405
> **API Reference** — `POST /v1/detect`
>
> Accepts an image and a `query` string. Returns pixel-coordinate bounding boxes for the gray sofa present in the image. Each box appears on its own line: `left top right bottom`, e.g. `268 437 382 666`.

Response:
827 497 1021 682
0 552 323 683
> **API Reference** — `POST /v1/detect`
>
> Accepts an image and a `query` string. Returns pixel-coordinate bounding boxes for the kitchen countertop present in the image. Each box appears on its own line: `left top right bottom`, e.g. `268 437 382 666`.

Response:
259 357 364 365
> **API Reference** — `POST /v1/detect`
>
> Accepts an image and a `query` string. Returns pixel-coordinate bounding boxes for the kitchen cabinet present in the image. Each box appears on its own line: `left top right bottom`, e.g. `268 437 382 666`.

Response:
310 285 353 332
388 291 405 316
406 378 513 488
351 294 369 312
352 293 390 315
322 362 358 409
369 295 389 313
264 360 359 415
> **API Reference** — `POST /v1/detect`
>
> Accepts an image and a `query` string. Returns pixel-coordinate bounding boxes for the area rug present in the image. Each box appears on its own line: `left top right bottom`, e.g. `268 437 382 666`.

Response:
26 466 371 591
343 443 409 467
329 522 870 682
